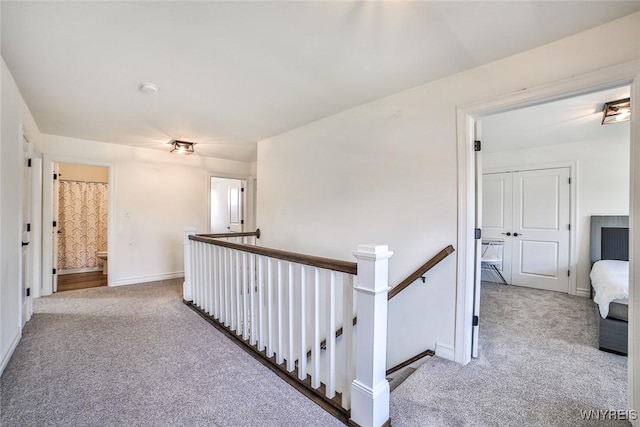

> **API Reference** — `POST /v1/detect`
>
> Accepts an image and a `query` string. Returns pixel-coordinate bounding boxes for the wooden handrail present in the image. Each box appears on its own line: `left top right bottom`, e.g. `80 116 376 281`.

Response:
319 245 455 350
386 349 434 376
197 229 261 239
189 234 357 275
388 245 455 300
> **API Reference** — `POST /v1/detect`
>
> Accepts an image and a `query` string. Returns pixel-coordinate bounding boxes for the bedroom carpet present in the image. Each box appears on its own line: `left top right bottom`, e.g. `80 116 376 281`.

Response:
0 279 343 427
390 282 630 427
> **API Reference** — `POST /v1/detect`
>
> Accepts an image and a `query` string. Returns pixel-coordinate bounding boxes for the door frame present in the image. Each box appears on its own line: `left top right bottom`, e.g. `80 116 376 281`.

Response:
455 58 640 420
482 162 578 295
42 156 115 295
208 173 255 233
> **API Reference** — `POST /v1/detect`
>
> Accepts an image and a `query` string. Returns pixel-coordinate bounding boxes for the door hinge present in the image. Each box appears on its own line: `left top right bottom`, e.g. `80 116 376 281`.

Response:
473 315 479 326
53 268 57 275
568 177 571 184
27 158 32 167
26 288 31 297
53 173 58 180
53 220 57 227
241 220 244 225
241 188 245 193
474 140 481 152
568 270 571 277
26 223 31 232
475 228 482 239
568 224 571 230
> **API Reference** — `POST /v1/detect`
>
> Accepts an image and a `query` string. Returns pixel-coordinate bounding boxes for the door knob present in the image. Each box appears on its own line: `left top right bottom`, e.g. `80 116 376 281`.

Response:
502 232 511 236
21 241 29 247
513 232 522 237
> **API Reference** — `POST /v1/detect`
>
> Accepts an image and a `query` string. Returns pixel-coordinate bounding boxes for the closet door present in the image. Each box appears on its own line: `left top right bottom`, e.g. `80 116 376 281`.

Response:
482 172 513 283
511 168 570 292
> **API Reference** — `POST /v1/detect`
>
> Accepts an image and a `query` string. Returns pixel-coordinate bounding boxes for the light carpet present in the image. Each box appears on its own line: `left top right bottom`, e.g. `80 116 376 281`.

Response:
0 280 343 427
390 282 630 426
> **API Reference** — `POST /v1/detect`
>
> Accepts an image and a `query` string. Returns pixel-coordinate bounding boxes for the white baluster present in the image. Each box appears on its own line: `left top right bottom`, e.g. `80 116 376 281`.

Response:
224 248 230 327
232 249 239 331
298 265 307 380
277 260 284 364
215 246 224 322
326 271 337 399
194 242 201 308
250 254 257 346
350 245 393 427
183 227 196 302
287 262 295 372
211 245 218 319
311 267 321 389
206 244 213 315
242 252 249 340
342 273 354 410
236 250 242 335
258 256 265 351
267 258 274 357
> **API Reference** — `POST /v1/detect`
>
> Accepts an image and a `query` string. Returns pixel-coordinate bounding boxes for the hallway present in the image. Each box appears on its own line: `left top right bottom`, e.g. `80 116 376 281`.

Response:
0 280 342 426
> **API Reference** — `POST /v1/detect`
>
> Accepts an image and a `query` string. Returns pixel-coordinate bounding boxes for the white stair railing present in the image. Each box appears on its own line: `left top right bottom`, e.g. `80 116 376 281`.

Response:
183 227 392 427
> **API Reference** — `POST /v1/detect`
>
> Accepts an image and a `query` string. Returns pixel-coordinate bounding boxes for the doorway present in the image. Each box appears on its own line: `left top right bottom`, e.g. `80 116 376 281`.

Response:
210 176 245 233
54 163 109 292
456 64 639 368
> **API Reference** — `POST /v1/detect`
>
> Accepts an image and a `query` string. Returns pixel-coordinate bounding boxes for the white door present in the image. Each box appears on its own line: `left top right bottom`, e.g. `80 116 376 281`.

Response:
511 168 570 292
472 122 482 358
228 184 243 232
482 167 570 292
482 172 513 283
22 135 33 324
52 163 60 292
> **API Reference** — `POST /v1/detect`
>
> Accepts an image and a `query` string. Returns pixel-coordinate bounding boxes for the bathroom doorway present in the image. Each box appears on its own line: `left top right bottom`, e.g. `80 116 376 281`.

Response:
210 176 245 233
54 163 109 292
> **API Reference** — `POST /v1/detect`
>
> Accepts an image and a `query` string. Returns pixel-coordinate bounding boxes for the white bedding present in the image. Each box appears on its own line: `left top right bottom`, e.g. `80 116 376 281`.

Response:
590 260 629 318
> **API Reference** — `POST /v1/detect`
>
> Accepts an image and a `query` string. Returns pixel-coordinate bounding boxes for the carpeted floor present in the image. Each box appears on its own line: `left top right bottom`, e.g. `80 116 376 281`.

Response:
390 282 630 427
0 279 343 427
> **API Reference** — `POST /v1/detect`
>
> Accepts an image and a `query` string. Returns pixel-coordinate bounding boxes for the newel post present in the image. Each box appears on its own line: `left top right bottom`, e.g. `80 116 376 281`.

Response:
351 244 393 427
183 226 196 302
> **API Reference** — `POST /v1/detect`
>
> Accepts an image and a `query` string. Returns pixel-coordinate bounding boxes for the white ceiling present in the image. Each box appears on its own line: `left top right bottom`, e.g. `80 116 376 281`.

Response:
2 2 640 162
482 86 631 153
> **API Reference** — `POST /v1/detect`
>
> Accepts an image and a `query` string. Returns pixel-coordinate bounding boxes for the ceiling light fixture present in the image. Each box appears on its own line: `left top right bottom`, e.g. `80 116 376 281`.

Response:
140 82 159 94
169 140 195 155
602 97 631 125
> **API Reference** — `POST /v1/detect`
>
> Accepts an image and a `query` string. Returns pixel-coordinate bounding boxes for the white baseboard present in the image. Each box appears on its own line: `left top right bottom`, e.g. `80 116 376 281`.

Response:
435 342 455 361
575 287 591 298
1 329 22 376
110 271 184 287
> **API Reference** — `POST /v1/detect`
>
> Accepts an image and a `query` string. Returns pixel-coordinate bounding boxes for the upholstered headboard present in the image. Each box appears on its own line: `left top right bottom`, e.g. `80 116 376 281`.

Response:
590 216 629 264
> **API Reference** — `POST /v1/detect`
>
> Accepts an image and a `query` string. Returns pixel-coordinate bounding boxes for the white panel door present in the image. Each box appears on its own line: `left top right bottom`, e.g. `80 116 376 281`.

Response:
511 168 570 292
228 184 243 232
482 172 513 283
22 135 33 324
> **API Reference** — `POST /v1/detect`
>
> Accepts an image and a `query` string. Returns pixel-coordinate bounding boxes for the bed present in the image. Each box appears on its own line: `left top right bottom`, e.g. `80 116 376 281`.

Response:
590 215 629 356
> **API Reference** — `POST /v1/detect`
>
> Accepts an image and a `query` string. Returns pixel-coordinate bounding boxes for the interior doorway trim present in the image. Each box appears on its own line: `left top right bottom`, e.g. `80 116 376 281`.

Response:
42 155 115 295
208 173 256 233
455 58 640 425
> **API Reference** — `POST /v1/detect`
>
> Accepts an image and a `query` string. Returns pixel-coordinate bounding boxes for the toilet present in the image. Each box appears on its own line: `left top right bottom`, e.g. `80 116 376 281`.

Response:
96 251 108 275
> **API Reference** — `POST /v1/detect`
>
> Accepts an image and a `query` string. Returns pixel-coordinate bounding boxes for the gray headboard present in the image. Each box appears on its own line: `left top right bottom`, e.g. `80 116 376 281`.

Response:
590 216 629 264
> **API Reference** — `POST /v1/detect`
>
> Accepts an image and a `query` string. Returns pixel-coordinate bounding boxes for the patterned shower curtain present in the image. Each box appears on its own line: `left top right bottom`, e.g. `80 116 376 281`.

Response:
58 181 108 271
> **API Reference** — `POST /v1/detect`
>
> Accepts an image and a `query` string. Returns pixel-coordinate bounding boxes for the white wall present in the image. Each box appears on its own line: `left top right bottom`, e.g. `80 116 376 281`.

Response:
0 57 40 374
256 12 640 367
484 136 630 296
37 134 252 288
